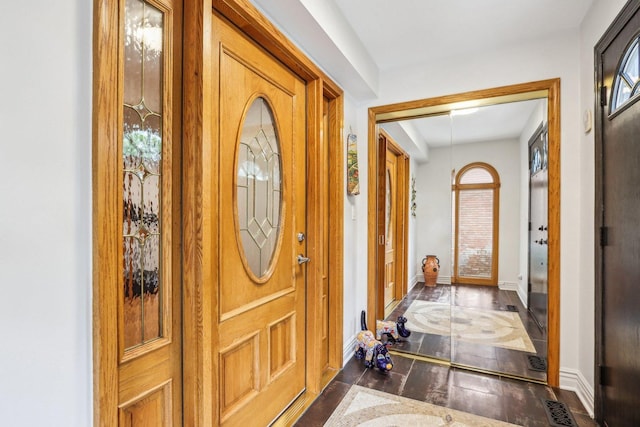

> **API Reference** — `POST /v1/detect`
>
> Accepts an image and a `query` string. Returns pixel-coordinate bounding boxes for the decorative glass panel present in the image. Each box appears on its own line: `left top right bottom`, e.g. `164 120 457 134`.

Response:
123 0 164 349
459 167 492 184
237 97 282 279
612 36 640 113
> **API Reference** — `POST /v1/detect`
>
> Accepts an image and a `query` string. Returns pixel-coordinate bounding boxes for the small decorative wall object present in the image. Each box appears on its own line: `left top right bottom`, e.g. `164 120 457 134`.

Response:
410 176 416 217
346 132 360 195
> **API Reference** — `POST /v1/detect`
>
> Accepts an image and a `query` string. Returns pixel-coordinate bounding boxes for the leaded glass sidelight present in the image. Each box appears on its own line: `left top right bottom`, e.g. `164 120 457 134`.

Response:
611 35 640 113
123 0 164 349
237 97 283 279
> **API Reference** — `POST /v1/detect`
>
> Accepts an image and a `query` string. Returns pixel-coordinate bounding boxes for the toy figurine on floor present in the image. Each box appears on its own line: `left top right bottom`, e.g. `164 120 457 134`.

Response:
361 310 411 344
354 329 393 372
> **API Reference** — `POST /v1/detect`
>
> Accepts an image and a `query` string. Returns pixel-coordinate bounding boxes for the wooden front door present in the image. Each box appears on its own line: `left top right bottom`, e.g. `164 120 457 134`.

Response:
213 15 307 426
596 2 640 425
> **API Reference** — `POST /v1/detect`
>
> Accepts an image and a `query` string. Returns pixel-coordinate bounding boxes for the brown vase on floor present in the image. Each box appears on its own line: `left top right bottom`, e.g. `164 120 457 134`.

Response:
422 255 440 287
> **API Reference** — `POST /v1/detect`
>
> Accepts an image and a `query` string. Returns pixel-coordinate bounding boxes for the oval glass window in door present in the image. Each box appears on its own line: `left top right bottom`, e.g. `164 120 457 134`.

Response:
236 97 283 280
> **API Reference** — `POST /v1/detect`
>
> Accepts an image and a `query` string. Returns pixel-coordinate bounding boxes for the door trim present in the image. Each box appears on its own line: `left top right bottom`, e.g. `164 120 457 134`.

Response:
182 1 344 425
367 79 561 387
92 1 120 424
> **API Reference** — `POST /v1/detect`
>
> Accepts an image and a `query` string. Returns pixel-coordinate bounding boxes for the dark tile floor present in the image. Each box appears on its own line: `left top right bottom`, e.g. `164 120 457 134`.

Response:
294 355 597 426
295 284 596 426
386 283 547 381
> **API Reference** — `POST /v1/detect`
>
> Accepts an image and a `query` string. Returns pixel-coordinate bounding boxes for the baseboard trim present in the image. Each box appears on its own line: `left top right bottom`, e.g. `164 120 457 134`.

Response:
498 281 518 291
436 275 451 285
559 367 595 417
515 283 528 307
409 274 420 290
342 335 357 366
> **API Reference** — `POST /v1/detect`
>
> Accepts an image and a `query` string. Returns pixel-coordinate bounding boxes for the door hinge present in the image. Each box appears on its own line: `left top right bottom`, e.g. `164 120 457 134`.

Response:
600 226 609 246
599 365 610 386
528 221 532 231
528 282 532 293
378 235 385 245
601 85 608 106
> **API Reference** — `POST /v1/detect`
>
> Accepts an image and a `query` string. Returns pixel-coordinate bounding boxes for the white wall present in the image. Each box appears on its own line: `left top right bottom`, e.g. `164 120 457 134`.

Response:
0 1 92 426
407 158 419 287
414 146 452 282
341 94 368 353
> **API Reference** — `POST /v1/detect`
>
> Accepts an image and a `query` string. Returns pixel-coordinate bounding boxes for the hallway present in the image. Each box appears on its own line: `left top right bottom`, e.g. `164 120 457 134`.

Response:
295 355 595 426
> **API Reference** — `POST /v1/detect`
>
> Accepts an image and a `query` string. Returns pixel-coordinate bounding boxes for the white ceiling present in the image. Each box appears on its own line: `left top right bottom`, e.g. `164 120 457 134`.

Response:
333 0 594 71
380 98 544 161
250 0 591 160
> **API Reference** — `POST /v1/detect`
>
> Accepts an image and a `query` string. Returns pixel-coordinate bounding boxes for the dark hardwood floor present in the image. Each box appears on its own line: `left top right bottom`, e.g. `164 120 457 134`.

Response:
295 283 596 426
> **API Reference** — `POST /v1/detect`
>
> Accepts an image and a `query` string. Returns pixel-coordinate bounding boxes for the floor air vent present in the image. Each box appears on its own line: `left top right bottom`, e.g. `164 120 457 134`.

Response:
527 355 547 371
542 399 577 427
505 304 518 312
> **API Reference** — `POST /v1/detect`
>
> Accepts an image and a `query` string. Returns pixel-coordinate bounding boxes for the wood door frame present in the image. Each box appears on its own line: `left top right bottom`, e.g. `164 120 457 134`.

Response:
93 0 344 424
367 79 561 386
377 129 410 314
182 0 344 425
594 0 640 421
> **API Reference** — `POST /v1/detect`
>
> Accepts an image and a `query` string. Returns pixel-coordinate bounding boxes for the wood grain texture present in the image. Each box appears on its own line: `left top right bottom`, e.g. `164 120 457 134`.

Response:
546 78 560 388
326 92 344 372
93 0 123 424
182 0 215 425
368 79 561 387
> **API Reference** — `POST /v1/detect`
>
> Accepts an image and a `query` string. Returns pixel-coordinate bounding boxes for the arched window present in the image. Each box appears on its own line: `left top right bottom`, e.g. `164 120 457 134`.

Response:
453 162 500 285
611 33 640 114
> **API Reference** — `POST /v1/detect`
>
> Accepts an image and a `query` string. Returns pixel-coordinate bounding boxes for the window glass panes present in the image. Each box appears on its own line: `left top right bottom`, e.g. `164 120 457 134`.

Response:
237 97 282 279
612 37 640 113
123 0 164 349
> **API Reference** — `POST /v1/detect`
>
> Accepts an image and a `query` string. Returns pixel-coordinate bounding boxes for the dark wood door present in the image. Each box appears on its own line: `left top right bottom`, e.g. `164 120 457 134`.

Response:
596 2 640 425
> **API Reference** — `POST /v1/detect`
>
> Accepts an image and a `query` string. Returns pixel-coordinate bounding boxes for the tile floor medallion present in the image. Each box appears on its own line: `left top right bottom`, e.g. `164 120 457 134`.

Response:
402 300 536 352
324 385 518 426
